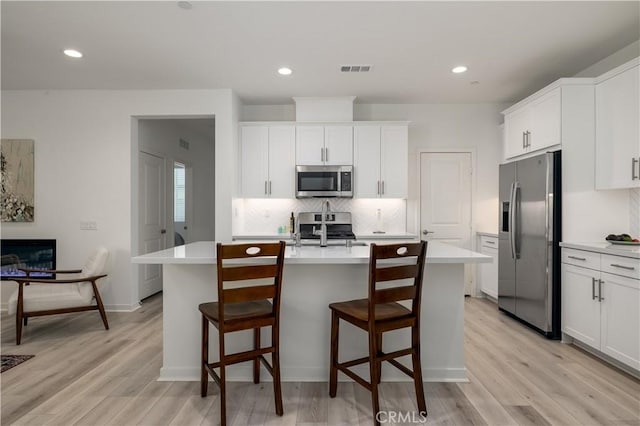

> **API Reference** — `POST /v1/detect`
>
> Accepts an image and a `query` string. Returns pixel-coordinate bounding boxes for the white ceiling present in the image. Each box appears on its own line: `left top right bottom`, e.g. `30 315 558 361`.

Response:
2 1 639 105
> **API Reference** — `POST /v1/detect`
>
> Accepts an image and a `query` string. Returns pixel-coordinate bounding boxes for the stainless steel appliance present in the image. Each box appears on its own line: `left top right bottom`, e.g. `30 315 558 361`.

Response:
295 165 353 198
499 151 561 339
297 211 356 244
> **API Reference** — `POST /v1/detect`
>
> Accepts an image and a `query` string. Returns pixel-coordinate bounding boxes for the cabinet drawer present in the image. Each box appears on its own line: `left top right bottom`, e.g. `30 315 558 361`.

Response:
480 236 498 250
562 248 600 270
601 254 640 280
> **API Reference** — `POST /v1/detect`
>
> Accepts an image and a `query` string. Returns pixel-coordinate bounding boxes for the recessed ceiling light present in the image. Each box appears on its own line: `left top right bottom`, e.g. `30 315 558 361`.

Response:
278 67 293 76
452 66 467 74
63 49 83 58
177 1 192 10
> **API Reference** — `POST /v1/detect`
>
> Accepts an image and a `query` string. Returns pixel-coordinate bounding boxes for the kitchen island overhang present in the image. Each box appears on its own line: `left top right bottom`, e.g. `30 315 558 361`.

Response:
133 241 491 382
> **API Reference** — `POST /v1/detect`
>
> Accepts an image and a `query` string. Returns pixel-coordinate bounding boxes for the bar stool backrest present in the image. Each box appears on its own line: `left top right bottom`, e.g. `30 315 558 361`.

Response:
368 241 428 322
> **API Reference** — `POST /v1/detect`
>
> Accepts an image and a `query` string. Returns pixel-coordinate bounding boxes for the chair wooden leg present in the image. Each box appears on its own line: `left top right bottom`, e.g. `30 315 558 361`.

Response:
253 328 261 384
369 330 381 426
272 327 283 416
201 315 209 397
329 311 339 398
16 284 24 345
376 332 383 384
91 282 109 330
219 362 226 426
411 325 427 415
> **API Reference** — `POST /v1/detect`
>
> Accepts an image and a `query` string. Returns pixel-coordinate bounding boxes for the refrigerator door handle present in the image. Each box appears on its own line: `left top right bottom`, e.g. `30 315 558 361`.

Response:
511 182 520 259
509 182 517 259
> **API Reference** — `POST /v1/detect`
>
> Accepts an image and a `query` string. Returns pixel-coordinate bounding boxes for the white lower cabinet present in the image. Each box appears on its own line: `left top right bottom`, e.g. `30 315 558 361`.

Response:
477 235 498 299
561 248 639 371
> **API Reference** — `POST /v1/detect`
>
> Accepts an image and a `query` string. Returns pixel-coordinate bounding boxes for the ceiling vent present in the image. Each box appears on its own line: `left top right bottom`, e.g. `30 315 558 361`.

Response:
340 65 372 73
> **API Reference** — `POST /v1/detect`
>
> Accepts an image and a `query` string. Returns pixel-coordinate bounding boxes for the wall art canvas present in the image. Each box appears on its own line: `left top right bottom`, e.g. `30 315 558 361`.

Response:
1 139 35 222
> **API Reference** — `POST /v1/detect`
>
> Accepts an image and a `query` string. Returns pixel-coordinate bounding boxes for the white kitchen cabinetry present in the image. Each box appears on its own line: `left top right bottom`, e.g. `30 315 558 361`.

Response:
296 125 353 166
477 235 498 299
240 125 295 198
503 87 561 159
354 125 408 198
561 248 639 371
595 59 640 189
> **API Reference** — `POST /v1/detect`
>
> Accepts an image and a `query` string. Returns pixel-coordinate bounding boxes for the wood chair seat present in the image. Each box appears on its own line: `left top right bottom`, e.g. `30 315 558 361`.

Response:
199 300 273 323
329 299 412 324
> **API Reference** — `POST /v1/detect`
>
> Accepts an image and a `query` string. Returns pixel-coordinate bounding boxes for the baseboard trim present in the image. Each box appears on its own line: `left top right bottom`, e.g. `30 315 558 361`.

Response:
158 366 468 383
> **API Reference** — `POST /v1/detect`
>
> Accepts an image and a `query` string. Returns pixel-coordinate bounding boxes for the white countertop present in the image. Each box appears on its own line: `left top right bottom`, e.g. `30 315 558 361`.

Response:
232 233 418 240
560 242 640 259
132 240 491 265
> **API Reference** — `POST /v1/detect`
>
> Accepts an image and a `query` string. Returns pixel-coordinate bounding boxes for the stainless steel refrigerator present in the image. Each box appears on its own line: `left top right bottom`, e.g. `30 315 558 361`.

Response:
498 151 561 339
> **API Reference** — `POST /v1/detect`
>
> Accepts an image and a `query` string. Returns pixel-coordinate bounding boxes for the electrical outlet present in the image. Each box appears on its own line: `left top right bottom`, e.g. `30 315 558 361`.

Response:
80 220 98 230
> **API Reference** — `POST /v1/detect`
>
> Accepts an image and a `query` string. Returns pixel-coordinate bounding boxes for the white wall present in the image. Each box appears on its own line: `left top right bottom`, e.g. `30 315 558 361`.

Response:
1 89 236 311
138 118 215 243
574 40 640 78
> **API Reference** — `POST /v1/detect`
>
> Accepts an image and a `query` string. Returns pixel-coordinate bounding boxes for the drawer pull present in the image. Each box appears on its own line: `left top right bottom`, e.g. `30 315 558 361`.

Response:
567 255 586 261
610 263 635 271
485 241 496 245
591 277 597 300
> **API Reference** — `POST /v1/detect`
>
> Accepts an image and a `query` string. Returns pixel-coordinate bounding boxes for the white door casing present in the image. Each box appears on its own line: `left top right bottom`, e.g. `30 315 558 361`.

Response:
139 151 166 300
420 151 473 294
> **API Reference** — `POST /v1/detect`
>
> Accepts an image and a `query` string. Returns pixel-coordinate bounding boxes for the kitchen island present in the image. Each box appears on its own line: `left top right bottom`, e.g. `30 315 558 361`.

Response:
132 241 490 382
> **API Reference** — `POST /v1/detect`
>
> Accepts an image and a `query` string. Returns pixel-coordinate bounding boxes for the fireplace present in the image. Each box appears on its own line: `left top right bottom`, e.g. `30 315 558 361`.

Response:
1 239 56 280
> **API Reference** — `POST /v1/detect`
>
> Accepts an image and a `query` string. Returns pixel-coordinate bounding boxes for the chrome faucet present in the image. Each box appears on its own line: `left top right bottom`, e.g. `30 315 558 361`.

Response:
316 199 331 247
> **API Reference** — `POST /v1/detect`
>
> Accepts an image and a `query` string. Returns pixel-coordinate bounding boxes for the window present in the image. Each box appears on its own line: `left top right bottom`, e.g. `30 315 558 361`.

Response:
174 163 185 222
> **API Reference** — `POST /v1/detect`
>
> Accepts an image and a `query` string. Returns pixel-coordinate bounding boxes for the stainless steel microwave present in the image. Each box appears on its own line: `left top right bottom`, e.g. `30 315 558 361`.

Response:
295 165 353 198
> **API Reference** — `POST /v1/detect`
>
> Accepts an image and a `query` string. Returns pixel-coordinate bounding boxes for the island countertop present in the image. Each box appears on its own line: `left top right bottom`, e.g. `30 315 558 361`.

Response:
132 240 492 265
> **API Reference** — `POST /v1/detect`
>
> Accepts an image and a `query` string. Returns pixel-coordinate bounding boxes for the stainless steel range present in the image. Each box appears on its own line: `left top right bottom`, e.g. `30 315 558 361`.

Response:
297 211 356 246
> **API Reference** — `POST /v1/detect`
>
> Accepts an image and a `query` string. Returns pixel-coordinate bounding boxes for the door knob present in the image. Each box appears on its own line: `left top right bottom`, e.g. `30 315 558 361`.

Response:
422 230 434 235
160 229 167 234
183 226 188 230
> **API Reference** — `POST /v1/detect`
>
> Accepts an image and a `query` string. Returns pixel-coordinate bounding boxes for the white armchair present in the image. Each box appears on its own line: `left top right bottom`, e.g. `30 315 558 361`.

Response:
8 247 110 345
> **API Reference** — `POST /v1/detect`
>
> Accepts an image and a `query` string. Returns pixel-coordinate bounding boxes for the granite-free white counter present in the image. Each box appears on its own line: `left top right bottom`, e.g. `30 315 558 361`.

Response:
132 240 491 265
560 242 640 259
133 240 488 383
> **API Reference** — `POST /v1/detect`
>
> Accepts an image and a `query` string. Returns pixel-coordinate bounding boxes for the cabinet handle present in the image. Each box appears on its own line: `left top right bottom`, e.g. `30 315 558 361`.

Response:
522 132 526 149
321 147 324 162
610 263 635 271
325 148 328 162
381 181 385 195
377 181 381 195
269 181 272 195
264 181 268 195
598 279 604 302
592 277 597 300
526 131 531 148
632 158 639 180
485 240 496 245
568 255 586 261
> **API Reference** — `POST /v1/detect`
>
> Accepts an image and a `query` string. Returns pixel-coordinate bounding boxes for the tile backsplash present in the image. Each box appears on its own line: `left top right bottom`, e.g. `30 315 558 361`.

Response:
233 198 407 236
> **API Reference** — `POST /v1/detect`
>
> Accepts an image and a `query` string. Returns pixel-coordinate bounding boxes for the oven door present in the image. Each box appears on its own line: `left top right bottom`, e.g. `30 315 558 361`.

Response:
296 167 339 197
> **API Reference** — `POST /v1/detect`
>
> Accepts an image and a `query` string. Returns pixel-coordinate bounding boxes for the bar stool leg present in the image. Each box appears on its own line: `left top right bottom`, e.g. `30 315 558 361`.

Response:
376 332 383 384
219 329 227 426
369 330 381 426
253 328 261 384
329 311 339 398
272 326 284 416
201 315 209 397
411 325 427 415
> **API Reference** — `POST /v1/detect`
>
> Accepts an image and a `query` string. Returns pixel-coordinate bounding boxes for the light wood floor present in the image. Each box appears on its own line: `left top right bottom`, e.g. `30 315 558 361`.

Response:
1 295 639 425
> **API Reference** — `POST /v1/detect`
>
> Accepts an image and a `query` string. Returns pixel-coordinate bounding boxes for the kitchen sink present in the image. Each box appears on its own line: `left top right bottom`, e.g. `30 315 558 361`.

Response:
285 240 368 247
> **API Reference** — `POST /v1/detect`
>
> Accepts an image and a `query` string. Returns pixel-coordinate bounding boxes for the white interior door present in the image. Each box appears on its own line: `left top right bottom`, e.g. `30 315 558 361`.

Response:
139 151 166 300
420 152 473 294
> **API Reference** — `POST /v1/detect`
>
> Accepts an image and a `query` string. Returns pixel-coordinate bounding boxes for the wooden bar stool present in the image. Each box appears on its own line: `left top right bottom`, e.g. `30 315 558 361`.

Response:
200 241 286 426
329 241 428 425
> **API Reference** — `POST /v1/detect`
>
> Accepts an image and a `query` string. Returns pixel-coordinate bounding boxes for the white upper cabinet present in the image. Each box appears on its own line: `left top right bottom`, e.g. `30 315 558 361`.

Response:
503 87 561 159
240 124 295 198
354 125 408 198
595 60 640 189
296 125 353 166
